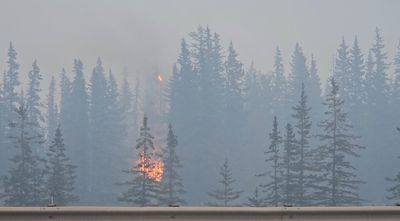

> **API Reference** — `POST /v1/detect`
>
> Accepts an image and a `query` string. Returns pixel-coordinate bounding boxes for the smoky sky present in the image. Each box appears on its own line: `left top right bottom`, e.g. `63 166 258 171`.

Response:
0 0 399 88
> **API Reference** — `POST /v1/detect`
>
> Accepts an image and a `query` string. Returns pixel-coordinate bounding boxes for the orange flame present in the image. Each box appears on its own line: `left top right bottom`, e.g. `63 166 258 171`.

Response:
138 151 164 182
157 74 163 82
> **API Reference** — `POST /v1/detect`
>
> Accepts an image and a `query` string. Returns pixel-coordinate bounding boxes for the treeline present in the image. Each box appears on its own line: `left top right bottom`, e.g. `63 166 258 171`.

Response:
0 25 400 206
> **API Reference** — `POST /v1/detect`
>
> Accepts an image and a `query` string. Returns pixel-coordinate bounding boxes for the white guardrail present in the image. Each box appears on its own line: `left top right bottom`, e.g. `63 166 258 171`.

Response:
0 206 399 221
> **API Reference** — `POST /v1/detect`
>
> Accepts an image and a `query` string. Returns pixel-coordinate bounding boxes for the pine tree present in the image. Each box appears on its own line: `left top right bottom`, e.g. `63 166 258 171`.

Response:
160 123 186 206
315 78 365 206
3 104 47 206
118 115 161 206
46 124 77 205
246 187 263 207
207 159 242 206
259 116 283 206
281 123 298 206
291 83 314 205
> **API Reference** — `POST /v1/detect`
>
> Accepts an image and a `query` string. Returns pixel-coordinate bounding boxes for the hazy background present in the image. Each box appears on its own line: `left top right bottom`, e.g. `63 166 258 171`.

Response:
0 0 399 87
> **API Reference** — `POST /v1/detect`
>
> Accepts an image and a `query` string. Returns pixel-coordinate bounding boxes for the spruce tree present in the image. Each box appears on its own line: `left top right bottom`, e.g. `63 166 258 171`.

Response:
3 104 47 206
46 124 77 205
160 123 186 206
282 123 298 206
259 116 283 206
207 159 242 206
26 60 44 128
315 78 364 206
118 115 161 206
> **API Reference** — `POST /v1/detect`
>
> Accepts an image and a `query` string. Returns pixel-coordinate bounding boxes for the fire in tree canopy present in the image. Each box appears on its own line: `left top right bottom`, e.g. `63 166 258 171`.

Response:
118 114 163 206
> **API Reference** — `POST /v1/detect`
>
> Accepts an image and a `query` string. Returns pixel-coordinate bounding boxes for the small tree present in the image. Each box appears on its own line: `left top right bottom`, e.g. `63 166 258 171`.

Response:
46 124 77 205
2 104 47 206
118 115 162 206
159 123 186 206
207 159 242 206
246 187 263 207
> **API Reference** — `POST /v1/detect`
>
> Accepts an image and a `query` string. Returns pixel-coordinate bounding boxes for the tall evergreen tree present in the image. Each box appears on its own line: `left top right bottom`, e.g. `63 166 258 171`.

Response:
160 123 185 206
46 124 77 205
259 116 283 206
308 54 323 124
67 59 90 203
118 115 161 206
315 78 364 206
207 159 242 206
26 60 44 127
2 104 47 206
291 83 314 205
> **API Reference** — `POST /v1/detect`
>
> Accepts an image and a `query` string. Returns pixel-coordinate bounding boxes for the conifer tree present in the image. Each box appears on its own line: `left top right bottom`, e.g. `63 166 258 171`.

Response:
246 187 263 207
291 83 314 205
288 43 309 108
46 124 77 205
118 115 161 206
259 116 283 206
3 42 20 122
207 159 242 206
68 59 90 203
334 38 351 99
315 78 364 206
348 37 366 118
282 123 298 206
3 104 47 206
26 60 44 127
160 123 185 206
271 47 287 120
47 76 57 142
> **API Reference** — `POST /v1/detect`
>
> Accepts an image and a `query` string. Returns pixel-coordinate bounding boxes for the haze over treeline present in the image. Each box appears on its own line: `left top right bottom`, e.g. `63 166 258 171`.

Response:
0 0 400 207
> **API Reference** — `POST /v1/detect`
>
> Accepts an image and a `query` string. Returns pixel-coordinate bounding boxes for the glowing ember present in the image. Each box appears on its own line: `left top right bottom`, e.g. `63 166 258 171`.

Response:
157 74 163 82
138 151 164 182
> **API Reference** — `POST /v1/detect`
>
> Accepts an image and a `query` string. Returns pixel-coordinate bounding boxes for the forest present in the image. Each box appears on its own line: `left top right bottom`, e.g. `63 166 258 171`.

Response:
0 25 399 207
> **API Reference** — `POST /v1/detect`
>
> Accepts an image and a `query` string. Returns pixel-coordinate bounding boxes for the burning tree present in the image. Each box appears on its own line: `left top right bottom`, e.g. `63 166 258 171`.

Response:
118 115 163 206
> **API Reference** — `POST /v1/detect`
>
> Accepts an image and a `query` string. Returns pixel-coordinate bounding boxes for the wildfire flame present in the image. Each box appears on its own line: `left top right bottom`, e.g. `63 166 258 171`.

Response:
138 151 164 182
157 74 163 82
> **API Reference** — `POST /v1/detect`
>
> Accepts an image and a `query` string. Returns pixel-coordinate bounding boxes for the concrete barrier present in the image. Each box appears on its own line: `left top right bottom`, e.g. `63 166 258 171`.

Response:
0 206 399 221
